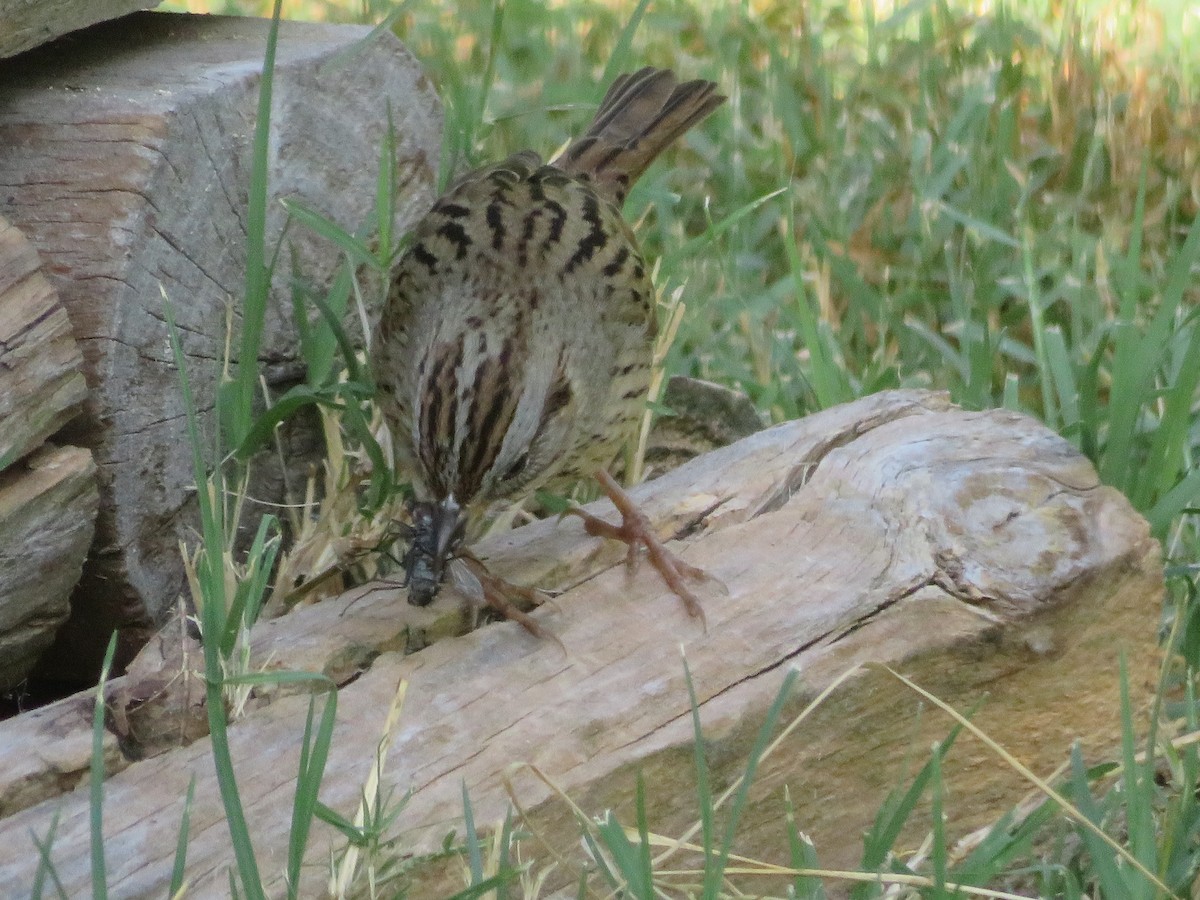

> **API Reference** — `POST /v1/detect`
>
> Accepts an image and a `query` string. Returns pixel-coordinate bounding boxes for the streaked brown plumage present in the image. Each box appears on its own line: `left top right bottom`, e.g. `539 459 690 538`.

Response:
371 67 724 621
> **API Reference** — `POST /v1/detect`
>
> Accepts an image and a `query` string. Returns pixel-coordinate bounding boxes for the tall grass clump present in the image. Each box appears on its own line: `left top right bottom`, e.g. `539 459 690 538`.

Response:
144 4 345 895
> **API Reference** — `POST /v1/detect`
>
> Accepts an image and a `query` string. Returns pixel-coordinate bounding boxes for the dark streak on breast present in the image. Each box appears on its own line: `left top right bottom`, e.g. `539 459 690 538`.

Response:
419 337 465 495
486 199 506 251
518 206 539 268
528 355 574 455
543 197 567 248
461 331 521 499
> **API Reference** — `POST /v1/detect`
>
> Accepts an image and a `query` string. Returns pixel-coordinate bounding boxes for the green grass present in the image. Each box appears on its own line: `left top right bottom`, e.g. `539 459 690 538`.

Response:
56 0 1200 896
347 0 1200 548
158 1 1200 543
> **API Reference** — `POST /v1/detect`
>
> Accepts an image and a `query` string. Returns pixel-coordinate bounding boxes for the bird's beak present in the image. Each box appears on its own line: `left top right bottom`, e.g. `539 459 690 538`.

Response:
433 496 463 563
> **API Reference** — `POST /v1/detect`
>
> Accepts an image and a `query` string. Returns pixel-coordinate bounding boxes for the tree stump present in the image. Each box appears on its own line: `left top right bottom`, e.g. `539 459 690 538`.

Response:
0 12 442 679
0 391 1163 898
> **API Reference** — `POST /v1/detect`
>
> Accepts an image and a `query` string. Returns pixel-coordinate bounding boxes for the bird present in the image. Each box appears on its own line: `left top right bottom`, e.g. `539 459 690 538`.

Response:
371 66 725 633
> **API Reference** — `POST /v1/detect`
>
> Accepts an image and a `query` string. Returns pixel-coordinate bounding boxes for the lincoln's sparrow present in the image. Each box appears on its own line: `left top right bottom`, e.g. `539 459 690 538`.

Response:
371 67 724 629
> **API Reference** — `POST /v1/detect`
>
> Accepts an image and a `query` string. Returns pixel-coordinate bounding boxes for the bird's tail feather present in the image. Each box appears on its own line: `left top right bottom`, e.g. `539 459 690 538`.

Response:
552 67 724 207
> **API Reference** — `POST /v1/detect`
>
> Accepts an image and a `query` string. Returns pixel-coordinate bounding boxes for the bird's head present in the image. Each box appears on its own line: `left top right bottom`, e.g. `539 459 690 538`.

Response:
402 495 466 607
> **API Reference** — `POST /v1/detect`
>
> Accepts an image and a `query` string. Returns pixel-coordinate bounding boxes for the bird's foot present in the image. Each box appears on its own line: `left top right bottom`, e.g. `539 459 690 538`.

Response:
568 469 708 626
453 551 561 645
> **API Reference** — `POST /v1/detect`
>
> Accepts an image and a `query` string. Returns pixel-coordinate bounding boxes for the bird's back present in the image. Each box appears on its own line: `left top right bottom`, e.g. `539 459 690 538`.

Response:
373 153 654 515
372 68 723 528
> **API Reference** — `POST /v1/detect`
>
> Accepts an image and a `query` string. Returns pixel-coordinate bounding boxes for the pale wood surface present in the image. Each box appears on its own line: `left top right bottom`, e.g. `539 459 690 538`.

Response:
0 0 160 59
0 444 98 692
0 215 87 471
0 681 123 818
0 391 1162 897
0 13 442 677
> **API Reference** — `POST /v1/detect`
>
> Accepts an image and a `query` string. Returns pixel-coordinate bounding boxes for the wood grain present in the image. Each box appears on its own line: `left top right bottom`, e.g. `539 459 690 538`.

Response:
0 216 87 471
0 214 94 692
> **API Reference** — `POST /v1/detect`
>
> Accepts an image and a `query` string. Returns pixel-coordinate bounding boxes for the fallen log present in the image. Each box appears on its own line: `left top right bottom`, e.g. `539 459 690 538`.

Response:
0 215 87 471
0 0 160 59
0 668 121 818
0 12 441 679
0 444 98 694
0 214 95 691
0 390 1162 897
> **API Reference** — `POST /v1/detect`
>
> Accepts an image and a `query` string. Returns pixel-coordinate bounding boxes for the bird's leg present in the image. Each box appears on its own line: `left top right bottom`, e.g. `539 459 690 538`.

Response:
455 551 558 643
566 469 707 625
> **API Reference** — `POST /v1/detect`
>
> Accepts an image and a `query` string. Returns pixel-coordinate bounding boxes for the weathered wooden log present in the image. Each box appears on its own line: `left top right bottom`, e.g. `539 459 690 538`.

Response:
0 391 1162 897
0 213 95 693
0 0 160 59
0 444 98 693
0 12 441 679
0 215 88 470
0 673 123 818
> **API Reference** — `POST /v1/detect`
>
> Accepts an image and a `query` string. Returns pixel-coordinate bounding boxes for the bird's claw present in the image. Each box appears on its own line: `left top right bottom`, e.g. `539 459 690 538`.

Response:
567 469 709 627
455 552 562 647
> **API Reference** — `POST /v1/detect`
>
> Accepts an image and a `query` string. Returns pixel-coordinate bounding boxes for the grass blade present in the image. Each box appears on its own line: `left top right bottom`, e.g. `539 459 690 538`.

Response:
784 786 826 900
30 810 69 900
228 0 284 447
287 686 338 899
595 810 649 897
89 632 119 900
855 719 966 895
598 0 652 95
1099 157 1149 491
462 779 484 885
707 667 799 898
682 657 716 888
279 198 377 270
169 777 197 897
164 293 264 900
